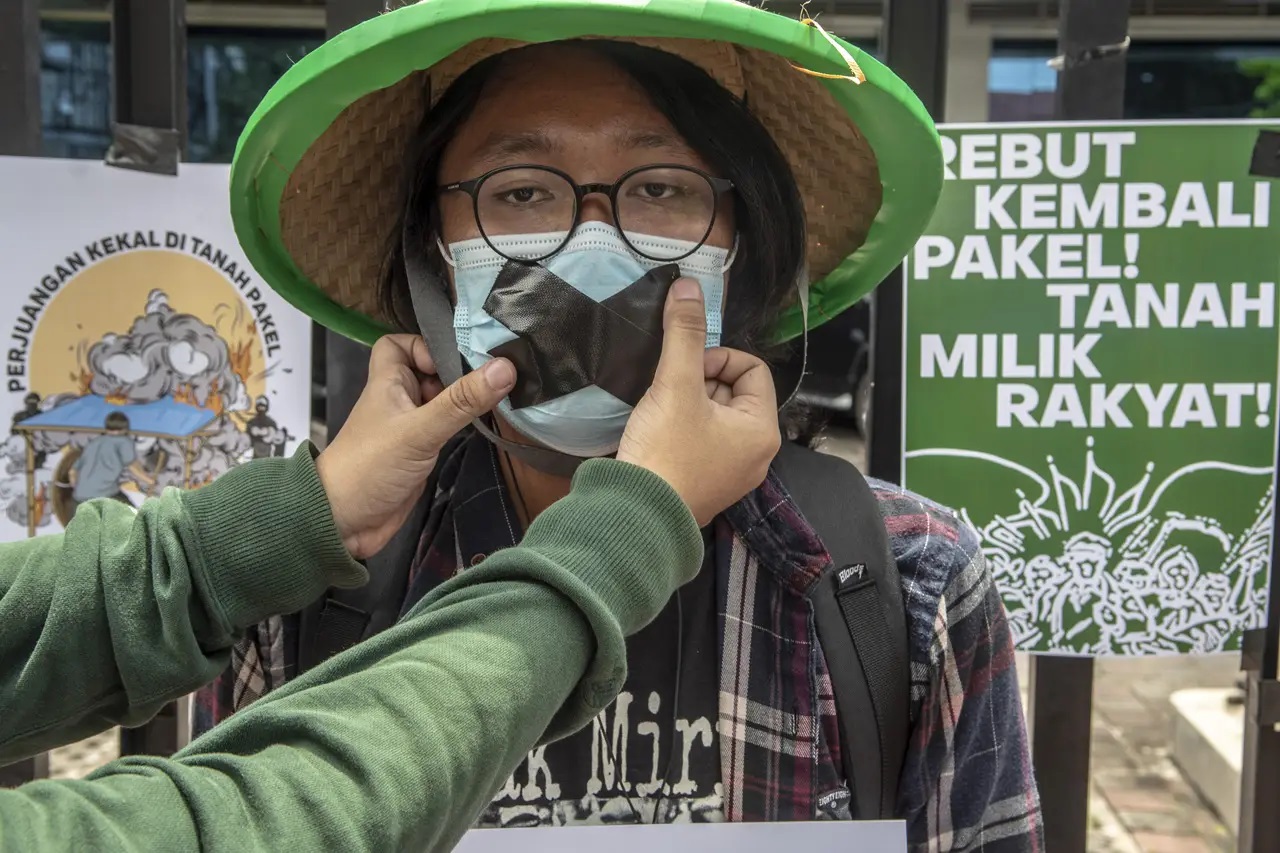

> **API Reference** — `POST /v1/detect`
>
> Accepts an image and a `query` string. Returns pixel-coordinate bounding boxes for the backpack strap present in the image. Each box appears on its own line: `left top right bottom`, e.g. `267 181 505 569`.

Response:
773 441 910 820
296 434 467 674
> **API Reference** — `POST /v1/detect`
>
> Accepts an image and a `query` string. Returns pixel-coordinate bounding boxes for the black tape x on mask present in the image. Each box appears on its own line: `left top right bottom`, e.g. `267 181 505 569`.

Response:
441 222 734 457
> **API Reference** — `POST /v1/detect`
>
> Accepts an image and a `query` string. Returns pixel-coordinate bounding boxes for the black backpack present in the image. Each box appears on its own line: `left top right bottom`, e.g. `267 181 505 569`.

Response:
294 439 909 820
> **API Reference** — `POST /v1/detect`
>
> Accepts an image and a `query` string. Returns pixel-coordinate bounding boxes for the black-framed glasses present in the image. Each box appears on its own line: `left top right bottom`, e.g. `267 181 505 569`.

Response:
439 163 734 263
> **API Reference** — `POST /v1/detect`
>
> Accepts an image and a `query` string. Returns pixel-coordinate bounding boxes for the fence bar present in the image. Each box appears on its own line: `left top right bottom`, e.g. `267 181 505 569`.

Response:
1026 2 1129 850
869 0 948 485
111 0 187 759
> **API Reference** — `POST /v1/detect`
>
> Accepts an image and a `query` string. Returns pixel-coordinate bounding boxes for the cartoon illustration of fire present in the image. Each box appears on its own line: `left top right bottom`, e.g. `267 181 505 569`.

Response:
4 289 285 533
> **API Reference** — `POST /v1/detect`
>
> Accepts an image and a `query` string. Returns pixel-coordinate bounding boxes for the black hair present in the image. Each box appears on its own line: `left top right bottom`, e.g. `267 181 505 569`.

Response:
105 411 130 432
379 39 824 441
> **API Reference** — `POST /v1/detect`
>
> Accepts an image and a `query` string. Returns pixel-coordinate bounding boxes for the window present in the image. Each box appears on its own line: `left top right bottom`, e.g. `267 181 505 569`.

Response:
41 21 111 159
38 20 322 162
1126 43 1280 119
988 43 1058 122
187 28 322 162
989 40 1280 122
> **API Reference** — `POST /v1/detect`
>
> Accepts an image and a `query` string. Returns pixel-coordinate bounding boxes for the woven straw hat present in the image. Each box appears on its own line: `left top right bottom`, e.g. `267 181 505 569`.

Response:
229 0 943 345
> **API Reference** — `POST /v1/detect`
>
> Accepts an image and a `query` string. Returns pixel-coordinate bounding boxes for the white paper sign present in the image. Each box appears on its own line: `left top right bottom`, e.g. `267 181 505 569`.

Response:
0 157 312 539
453 821 908 852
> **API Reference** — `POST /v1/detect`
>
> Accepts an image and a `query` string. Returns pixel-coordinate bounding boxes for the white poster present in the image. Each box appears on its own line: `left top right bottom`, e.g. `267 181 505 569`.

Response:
0 157 312 539
453 821 907 853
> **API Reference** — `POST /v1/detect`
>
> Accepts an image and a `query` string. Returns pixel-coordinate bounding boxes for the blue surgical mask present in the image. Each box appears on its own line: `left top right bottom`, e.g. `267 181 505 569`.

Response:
443 222 734 457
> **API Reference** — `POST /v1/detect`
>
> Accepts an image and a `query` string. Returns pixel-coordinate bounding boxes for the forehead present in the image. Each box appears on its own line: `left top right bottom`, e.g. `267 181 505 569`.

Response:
440 46 705 174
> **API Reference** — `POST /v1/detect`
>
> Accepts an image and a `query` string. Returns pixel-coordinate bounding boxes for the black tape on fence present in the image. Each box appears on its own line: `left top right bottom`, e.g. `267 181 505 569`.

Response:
1251 130 1280 180
1048 37 1131 72
104 123 180 176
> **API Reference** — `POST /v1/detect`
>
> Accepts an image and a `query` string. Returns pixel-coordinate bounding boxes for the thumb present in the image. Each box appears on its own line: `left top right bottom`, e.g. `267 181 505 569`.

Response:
654 278 707 390
410 358 515 452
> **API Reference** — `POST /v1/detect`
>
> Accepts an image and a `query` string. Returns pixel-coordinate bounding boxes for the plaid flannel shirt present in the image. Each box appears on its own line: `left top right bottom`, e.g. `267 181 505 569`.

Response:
196 434 1042 852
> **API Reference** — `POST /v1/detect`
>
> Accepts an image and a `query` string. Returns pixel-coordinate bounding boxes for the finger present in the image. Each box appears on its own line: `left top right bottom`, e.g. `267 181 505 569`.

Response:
704 374 735 405
408 358 516 451
704 347 766 389
654 278 707 390
407 335 437 377
703 347 730 382
369 335 438 380
705 347 777 409
419 375 445 403
727 359 778 413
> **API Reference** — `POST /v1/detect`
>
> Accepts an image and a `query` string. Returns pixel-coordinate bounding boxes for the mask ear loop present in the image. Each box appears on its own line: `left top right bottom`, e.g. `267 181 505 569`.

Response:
721 235 741 273
435 236 457 268
780 277 810 411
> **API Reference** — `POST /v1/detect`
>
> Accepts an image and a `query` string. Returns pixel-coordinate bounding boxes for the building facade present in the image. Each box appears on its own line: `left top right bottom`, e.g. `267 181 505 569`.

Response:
36 0 1280 166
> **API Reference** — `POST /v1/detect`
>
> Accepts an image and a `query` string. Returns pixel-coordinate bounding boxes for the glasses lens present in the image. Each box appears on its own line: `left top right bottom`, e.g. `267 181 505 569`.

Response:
617 167 718 260
475 167 576 261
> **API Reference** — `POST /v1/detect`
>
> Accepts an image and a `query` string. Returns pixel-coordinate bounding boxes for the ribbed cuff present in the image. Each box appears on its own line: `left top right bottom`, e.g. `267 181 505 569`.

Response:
181 442 367 631
519 458 702 636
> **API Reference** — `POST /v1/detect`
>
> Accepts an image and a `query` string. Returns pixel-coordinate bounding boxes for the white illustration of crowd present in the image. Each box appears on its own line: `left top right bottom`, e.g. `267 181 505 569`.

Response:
950 438 1272 655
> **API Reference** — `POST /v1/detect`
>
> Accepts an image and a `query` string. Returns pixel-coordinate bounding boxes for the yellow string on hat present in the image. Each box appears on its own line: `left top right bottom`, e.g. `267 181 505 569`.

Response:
789 17 867 85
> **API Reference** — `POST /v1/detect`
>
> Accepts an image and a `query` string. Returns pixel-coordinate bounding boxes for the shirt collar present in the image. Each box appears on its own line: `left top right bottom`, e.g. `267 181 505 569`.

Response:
451 432 523 568
720 469 831 596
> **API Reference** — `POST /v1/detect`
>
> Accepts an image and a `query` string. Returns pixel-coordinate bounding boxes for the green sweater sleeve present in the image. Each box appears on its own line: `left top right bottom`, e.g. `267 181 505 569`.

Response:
0 444 367 763
0 457 702 853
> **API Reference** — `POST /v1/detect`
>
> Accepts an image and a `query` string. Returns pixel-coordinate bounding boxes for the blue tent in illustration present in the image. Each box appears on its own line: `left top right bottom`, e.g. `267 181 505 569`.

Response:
18 394 217 436
12 394 219 536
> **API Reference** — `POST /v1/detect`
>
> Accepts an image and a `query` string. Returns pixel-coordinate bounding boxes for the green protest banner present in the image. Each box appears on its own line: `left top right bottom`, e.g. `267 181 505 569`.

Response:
903 121 1280 656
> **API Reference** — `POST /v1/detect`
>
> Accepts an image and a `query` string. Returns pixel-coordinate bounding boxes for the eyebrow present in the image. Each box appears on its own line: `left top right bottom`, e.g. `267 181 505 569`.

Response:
470 127 693 170
472 130 559 168
620 129 690 152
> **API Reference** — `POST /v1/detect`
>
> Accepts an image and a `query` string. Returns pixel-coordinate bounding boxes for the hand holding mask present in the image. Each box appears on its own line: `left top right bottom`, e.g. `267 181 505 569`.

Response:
616 278 781 527
317 335 516 559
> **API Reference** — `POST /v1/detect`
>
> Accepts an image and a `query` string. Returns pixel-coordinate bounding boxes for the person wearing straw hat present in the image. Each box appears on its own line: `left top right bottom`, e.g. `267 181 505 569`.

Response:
204 0 1042 849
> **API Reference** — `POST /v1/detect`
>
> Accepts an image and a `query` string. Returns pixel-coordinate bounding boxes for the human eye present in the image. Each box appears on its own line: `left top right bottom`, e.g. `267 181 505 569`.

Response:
624 169 703 205
628 179 695 203
483 169 566 209
634 181 679 200
490 183 556 206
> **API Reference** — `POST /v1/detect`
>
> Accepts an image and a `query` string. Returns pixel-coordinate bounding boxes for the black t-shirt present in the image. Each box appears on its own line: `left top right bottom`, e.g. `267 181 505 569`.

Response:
476 557 723 827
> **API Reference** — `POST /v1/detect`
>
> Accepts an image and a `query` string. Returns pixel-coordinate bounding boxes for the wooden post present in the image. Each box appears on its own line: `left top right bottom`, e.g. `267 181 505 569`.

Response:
149 446 164 496
24 433 36 539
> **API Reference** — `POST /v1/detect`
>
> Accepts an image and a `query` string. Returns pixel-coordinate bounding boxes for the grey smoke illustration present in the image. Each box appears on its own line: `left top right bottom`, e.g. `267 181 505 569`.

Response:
88 290 249 411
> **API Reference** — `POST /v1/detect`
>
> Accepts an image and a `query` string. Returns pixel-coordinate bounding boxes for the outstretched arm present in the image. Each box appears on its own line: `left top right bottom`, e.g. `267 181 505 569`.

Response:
0 458 702 853
0 447 368 761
